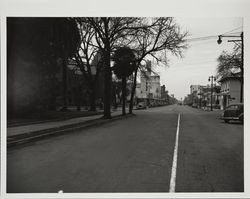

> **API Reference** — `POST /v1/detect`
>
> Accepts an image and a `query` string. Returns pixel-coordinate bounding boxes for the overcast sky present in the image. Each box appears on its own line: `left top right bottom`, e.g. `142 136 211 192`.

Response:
155 17 243 100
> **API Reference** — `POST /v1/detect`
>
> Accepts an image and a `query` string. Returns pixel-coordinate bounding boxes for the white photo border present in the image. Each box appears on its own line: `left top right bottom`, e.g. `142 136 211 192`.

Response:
1 0 250 198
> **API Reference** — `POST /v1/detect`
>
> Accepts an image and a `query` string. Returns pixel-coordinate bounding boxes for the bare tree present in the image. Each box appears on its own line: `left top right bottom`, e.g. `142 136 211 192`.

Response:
74 17 187 117
83 17 144 118
73 19 103 111
128 17 188 114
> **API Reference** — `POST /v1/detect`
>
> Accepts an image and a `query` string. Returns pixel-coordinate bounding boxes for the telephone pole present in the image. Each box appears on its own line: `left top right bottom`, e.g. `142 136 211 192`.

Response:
208 76 216 111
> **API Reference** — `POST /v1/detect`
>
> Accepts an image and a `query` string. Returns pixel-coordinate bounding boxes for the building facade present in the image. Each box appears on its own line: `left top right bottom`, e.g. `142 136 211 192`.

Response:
187 84 221 109
219 76 242 110
150 75 161 99
136 60 161 99
190 85 203 106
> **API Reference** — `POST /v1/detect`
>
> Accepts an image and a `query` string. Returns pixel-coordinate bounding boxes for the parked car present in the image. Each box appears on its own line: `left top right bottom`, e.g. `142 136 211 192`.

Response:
192 103 198 108
136 102 147 109
221 103 244 123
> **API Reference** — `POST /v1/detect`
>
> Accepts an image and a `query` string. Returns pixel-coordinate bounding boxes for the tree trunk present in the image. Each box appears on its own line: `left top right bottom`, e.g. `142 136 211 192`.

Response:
76 85 81 111
103 47 112 119
129 66 138 114
122 76 126 115
89 86 96 111
48 73 57 111
62 59 68 111
112 83 118 109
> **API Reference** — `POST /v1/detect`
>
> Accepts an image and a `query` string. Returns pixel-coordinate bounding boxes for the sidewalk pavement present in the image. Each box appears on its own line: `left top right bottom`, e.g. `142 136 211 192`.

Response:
7 108 134 147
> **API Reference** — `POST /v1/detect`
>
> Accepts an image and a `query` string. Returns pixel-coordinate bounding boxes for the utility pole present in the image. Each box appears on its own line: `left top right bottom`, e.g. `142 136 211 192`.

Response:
217 32 244 102
208 76 216 111
240 32 244 103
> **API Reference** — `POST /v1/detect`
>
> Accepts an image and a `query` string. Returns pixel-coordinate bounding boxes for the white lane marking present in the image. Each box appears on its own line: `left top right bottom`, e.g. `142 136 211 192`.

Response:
169 113 181 192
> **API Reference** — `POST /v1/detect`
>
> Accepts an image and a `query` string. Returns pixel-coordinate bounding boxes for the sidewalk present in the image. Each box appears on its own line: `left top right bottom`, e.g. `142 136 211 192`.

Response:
7 107 104 127
7 108 133 147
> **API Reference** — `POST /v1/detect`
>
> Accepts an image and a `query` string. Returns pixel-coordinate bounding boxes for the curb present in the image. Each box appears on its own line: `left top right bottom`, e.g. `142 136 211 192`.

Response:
7 112 104 128
7 114 135 148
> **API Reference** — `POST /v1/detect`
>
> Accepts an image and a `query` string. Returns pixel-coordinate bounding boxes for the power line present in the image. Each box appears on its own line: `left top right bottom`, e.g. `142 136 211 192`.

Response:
173 61 216 68
221 27 243 35
190 40 217 46
186 27 243 42
225 31 242 36
187 35 217 42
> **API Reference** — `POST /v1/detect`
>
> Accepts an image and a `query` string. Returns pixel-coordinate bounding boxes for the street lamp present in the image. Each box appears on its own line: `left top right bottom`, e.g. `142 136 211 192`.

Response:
217 32 244 102
208 76 216 111
217 33 243 44
217 35 222 44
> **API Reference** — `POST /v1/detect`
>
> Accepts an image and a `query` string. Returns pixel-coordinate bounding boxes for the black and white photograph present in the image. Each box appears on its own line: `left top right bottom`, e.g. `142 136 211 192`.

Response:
1 0 250 198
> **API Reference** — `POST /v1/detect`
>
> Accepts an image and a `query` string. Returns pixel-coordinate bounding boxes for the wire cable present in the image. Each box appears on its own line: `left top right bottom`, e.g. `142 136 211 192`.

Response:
186 27 243 42
221 27 243 35
187 35 218 42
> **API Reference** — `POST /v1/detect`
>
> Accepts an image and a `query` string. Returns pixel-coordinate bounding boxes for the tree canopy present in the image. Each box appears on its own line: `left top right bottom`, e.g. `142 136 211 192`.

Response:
216 44 242 80
112 47 136 79
112 47 136 115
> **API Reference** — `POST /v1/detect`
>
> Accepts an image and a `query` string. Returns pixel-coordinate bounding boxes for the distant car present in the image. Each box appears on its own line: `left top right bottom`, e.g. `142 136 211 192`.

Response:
221 103 244 123
136 102 147 109
192 103 198 108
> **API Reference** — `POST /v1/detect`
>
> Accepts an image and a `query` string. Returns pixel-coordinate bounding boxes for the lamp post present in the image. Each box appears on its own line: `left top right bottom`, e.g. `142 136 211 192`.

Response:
217 32 243 103
208 76 216 111
146 81 149 106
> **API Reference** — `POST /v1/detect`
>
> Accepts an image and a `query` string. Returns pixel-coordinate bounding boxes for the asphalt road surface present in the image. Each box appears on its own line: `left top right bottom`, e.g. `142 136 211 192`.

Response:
7 105 243 193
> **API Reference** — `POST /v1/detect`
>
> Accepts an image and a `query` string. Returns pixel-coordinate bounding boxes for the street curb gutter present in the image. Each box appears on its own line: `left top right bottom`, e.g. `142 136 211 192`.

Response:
7 114 135 148
7 112 104 128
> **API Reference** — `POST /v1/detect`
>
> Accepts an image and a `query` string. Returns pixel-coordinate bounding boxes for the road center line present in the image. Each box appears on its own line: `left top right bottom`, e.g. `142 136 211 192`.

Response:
169 113 181 192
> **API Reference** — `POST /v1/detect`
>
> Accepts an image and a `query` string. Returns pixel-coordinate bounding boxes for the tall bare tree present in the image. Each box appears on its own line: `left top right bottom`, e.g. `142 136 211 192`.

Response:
83 17 144 118
128 18 188 114
74 17 187 117
73 19 103 111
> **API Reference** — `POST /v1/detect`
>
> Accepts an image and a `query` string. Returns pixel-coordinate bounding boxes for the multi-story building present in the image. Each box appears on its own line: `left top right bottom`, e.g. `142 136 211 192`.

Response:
199 85 220 109
150 75 161 99
189 84 221 109
136 60 161 99
219 75 242 109
190 85 203 106
190 85 201 94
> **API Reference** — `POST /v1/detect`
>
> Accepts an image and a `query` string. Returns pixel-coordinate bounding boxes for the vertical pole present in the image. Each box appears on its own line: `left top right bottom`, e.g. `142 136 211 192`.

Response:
122 77 126 115
129 66 138 114
209 76 215 111
210 77 213 111
240 32 244 103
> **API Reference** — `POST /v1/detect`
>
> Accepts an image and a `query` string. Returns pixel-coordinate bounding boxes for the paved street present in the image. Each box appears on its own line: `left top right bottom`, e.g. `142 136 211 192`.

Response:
7 105 243 193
